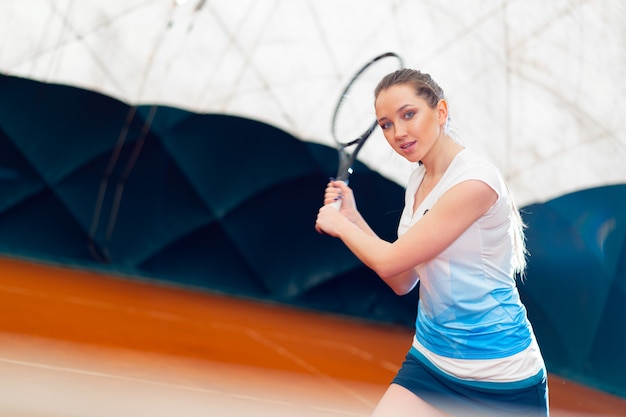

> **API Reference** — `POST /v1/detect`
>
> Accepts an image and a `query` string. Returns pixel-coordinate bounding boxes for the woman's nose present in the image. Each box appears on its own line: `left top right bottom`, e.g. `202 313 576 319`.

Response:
394 122 407 139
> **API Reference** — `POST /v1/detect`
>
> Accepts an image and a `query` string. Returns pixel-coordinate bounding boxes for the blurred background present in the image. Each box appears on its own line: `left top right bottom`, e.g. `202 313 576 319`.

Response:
0 0 625 405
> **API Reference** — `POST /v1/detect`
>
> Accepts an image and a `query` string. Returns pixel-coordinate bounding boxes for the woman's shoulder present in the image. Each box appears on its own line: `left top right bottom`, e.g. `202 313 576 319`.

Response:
447 149 505 193
454 148 501 175
455 148 497 168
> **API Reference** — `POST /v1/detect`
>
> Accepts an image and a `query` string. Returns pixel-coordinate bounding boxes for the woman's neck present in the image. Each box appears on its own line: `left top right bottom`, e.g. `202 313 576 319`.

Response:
421 135 464 178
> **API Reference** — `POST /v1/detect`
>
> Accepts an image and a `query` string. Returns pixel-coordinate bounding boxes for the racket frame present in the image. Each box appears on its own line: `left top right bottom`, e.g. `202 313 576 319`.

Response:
330 52 403 183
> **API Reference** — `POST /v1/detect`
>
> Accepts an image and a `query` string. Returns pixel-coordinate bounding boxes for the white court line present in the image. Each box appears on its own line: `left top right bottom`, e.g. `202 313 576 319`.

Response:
270 330 401 372
245 328 377 408
0 282 383 412
0 356 369 417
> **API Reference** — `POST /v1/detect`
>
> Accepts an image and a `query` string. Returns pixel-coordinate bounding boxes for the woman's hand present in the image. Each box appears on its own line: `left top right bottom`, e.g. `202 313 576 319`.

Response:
315 203 346 236
324 180 356 211
316 180 356 235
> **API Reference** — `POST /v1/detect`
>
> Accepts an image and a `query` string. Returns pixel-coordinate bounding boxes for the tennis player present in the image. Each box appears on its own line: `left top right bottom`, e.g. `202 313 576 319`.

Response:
315 68 549 416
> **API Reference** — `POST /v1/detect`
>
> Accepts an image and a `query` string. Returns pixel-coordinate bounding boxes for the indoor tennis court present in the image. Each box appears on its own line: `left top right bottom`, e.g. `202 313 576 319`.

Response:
1 256 625 417
2 2 626 416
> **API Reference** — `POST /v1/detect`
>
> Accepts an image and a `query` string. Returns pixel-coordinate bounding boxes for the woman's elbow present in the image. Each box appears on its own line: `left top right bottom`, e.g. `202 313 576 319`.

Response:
378 269 417 296
391 282 416 296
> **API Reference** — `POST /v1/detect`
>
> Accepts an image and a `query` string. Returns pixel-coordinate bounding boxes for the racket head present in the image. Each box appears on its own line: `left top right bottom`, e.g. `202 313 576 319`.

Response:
331 52 404 181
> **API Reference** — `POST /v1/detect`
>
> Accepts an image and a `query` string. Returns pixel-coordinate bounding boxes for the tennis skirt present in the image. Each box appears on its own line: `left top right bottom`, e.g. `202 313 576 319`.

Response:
392 350 549 417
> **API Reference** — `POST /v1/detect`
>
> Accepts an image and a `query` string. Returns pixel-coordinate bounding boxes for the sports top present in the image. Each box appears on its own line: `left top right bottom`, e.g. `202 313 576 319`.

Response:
398 148 544 384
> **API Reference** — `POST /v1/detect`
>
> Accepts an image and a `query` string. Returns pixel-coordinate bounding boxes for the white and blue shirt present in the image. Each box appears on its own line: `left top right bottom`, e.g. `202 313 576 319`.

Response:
398 149 545 386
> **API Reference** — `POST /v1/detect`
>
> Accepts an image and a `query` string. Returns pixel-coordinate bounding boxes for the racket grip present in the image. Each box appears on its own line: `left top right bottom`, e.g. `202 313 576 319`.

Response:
330 199 342 210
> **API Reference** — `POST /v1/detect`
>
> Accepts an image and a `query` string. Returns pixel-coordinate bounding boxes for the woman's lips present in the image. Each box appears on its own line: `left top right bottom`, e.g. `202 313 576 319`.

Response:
399 141 416 153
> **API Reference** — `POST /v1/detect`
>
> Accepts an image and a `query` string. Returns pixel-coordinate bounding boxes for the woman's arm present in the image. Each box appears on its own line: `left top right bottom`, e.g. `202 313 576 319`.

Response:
317 180 418 294
316 179 497 294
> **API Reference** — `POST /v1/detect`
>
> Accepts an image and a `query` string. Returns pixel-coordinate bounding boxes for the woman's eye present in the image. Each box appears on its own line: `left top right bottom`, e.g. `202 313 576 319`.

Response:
403 111 415 119
380 121 392 130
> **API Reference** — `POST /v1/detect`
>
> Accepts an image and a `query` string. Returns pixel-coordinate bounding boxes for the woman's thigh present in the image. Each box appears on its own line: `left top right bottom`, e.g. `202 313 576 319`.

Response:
371 383 452 417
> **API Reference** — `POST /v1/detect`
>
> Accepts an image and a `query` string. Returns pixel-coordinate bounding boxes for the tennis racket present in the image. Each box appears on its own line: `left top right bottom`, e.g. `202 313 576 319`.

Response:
330 52 404 209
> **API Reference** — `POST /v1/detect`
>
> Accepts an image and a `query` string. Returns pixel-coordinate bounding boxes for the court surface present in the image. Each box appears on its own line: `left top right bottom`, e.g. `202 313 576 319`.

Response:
1 256 625 417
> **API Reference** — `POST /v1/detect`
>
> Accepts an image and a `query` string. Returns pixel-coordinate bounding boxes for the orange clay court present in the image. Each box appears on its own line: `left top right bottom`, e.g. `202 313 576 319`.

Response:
0 256 625 417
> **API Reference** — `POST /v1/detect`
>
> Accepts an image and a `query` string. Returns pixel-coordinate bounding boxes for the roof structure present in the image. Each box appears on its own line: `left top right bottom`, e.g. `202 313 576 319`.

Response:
2 0 624 205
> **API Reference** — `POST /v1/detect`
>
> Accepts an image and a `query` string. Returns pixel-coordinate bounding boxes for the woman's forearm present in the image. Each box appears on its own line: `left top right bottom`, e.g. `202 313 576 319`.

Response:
336 218 419 295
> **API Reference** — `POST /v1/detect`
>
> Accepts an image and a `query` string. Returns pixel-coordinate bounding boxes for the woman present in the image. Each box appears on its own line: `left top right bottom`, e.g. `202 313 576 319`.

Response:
315 69 549 416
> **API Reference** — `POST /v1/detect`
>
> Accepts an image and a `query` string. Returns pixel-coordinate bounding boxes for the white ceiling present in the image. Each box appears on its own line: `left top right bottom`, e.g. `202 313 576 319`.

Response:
2 0 625 206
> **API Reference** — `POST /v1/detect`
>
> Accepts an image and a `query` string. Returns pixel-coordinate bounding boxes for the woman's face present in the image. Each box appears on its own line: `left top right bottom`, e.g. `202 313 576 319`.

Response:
374 84 447 164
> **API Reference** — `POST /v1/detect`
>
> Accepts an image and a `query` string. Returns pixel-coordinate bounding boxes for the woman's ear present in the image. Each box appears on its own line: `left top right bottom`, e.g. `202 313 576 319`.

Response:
437 99 449 125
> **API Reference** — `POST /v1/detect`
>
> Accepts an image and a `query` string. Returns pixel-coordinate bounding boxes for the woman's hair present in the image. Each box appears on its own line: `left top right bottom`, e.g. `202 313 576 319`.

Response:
510 195 528 277
376 68 528 277
375 68 445 109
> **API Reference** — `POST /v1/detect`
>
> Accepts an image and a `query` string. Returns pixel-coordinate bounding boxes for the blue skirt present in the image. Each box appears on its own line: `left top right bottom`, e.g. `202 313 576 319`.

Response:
392 349 549 416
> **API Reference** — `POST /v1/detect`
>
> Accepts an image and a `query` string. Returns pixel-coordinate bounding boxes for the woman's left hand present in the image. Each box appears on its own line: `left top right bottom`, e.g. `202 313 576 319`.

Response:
315 203 346 237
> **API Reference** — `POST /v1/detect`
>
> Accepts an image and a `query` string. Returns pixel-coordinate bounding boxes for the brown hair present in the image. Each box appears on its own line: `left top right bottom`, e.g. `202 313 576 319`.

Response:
374 68 445 109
